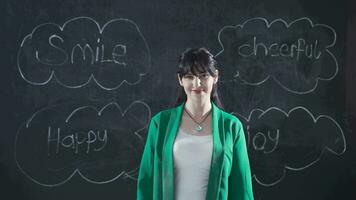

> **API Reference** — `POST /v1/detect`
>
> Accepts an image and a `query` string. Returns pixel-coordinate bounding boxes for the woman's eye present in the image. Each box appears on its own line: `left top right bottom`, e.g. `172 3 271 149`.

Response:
184 75 194 79
199 74 210 79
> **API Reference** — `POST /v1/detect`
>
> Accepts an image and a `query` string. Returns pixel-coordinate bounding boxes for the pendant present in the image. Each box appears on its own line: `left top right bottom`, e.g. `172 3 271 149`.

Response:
196 125 203 132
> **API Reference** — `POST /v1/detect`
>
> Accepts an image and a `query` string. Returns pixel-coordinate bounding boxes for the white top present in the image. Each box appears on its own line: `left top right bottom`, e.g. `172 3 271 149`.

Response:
173 128 213 200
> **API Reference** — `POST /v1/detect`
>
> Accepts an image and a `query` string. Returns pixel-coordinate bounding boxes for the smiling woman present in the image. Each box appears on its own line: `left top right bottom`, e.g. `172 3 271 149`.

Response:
176 48 223 109
137 48 254 200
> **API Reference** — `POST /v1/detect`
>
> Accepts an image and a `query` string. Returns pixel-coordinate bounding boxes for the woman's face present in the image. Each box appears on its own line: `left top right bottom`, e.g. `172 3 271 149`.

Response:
178 70 218 102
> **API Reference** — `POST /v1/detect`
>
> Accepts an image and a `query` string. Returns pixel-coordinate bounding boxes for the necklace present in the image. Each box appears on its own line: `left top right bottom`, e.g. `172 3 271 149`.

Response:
184 108 211 132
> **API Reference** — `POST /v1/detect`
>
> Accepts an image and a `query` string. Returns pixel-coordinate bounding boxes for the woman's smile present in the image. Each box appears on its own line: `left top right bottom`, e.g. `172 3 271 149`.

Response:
191 89 205 94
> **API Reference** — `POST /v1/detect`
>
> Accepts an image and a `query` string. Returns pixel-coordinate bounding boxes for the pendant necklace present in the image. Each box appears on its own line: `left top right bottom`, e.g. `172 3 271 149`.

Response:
184 107 211 132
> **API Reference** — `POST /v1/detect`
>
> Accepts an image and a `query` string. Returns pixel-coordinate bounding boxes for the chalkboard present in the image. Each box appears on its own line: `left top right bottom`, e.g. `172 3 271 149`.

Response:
1 0 356 199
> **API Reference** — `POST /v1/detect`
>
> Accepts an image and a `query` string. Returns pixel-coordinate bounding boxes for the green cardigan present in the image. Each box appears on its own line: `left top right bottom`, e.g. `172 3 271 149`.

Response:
137 102 254 200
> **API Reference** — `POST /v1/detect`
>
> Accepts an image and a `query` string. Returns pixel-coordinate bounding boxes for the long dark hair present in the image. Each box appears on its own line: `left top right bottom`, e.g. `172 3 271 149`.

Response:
175 47 224 109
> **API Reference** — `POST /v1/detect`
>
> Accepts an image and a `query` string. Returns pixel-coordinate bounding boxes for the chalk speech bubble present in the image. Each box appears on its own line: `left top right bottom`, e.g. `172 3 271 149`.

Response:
233 106 345 186
15 101 151 186
216 17 338 94
17 17 151 90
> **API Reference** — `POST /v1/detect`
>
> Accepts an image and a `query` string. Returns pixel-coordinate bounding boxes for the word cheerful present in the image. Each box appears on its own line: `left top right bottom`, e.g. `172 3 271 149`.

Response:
238 37 322 61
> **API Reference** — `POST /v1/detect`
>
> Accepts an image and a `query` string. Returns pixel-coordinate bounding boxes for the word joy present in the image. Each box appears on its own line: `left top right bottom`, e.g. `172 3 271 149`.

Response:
249 127 280 154
47 126 108 155
238 36 322 61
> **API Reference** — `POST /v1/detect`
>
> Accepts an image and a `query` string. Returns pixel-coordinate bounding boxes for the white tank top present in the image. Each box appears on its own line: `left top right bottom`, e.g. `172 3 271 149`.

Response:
173 128 213 200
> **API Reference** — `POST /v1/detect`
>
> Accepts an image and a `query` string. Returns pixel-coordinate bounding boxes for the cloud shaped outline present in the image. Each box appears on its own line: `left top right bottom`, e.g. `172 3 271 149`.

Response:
14 100 151 187
17 16 151 90
216 17 338 94
233 106 346 186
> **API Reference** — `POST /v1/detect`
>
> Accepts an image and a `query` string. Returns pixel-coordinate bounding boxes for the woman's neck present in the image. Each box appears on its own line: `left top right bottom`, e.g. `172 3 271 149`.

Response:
184 99 212 118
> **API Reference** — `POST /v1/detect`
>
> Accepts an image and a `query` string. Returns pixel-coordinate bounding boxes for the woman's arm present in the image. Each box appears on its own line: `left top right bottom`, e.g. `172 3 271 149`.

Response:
137 116 158 200
228 120 254 200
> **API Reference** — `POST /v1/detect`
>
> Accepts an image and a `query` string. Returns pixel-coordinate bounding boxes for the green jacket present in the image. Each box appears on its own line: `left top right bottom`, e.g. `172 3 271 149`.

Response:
137 102 254 200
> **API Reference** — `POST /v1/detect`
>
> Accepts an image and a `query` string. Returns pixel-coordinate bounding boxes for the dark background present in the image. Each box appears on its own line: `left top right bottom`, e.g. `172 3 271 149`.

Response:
1 0 356 199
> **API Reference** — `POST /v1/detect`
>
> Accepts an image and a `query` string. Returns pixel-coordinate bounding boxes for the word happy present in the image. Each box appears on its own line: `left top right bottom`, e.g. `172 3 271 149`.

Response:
47 126 108 155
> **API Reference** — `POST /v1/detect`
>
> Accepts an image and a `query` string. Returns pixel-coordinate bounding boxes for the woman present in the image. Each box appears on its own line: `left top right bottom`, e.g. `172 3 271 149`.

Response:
137 48 254 200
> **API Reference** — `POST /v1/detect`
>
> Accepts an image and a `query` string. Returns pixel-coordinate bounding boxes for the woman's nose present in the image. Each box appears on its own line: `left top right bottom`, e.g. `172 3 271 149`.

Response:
193 76 201 87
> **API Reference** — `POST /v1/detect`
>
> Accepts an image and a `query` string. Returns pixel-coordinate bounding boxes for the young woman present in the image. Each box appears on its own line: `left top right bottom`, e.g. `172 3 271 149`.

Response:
137 48 254 200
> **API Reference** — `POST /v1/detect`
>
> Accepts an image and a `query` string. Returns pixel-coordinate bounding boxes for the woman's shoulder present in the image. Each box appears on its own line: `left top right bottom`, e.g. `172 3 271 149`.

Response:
218 108 243 127
218 109 245 142
150 105 181 122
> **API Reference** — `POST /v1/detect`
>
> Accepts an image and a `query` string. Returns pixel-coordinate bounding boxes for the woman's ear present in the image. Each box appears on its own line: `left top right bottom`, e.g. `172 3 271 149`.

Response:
214 70 219 84
177 74 183 86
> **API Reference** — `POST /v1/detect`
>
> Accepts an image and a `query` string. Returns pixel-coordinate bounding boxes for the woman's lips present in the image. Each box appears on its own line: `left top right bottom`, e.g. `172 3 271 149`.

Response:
192 89 204 93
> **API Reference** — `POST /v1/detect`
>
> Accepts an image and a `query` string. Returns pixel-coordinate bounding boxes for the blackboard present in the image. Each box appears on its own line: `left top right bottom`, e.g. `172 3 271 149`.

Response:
1 0 356 199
